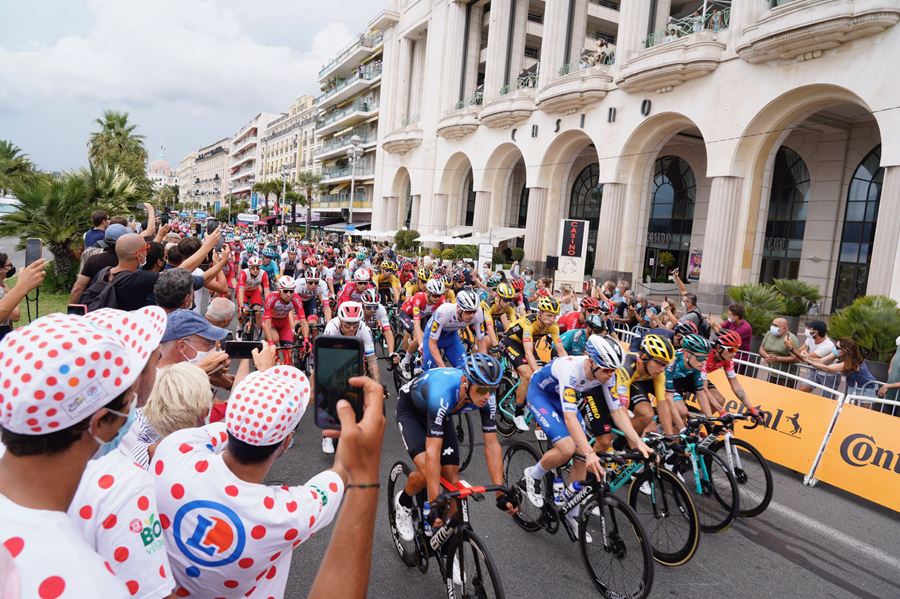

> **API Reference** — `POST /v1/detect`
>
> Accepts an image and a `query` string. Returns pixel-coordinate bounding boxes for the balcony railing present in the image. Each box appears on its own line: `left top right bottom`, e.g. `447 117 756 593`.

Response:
401 114 421 127
646 7 730 48
317 100 379 128
527 12 543 23
317 64 383 105
314 128 374 157
769 0 800 6
559 48 616 75
317 190 368 207
318 32 384 79
454 94 484 110
321 164 374 180
525 46 540 59
499 74 537 96
589 0 620 10
587 30 617 44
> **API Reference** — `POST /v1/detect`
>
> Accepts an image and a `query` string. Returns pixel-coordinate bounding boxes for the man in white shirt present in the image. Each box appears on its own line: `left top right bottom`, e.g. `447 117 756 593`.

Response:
791 320 840 393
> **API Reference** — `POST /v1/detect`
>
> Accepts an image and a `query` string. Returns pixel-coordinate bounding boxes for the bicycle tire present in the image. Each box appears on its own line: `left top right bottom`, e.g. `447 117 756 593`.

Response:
710 437 773 517
374 331 387 359
443 528 505 599
455 412 475 473
392 352 407 395
495 375 519 437
386 461 426 570
502 442 544 532
679 448 740 534
627 467 700 567
580 492 654 599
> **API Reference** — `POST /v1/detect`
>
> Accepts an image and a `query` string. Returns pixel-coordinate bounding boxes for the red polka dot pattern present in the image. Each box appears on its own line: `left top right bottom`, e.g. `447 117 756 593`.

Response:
126 580 140 595
225 366 309 446
251 525 267 539
114 546 129 562
3 537 23 558
171 484 185 499
137 496 150 511
225 485 239 497
37 576 65 599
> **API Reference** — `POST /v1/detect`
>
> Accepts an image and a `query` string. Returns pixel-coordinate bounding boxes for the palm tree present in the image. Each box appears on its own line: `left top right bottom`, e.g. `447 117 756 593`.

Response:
296 172 323 240
285 191 306 234
72 162 138 208
88 110 147 167
252 181 275 217
0 140 39 196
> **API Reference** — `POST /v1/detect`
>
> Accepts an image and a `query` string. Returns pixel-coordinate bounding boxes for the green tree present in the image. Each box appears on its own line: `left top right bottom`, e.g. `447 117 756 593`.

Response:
154 184 177 209
296 172 323 239
0 140 40 196
87 110 153 201
284 191 306 233
252 181 275 217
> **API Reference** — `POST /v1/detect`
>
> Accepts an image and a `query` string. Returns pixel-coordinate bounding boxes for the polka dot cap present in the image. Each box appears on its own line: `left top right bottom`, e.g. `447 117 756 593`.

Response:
0 313 144 435
83 307 166 363
225 366 309 446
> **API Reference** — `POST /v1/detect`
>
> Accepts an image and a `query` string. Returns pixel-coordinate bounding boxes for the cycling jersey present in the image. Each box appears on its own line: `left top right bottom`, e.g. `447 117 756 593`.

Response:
558 311 586 332
295 279 331 303
364 304 391 332
445 287 457 304
347 258 371 274
559 328 589 355
238 269 270 292
401 292 445 321
324 267 349 286
480 299 516 328
402 280 421 300
263 291 306 321
665 350 704 399
260 259 280 282
373 273 401 292
701 353 736 381
335 281 374 307
504 313 561 345
280 257 303 278
322 316 375 356
611 353 667 408
427 303 486 340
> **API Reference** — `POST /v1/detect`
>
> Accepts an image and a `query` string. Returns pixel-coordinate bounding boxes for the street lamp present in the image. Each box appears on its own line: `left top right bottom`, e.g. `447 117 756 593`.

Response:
347 134 363 226
228 181 235 224
281 163 291 233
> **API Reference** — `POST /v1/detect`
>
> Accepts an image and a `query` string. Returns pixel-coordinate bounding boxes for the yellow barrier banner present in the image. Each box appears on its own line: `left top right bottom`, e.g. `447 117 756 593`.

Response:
683 370 838 475
812 403 900 513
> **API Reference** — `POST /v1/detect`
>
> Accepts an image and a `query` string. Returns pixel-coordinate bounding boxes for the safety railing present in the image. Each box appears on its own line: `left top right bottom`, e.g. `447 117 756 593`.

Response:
589 0 620 9
401 114 421 127
317 100 379 128
646 7 730 48
558 49 616 75
317 64 383 104
314 128 372 157
499 74 538 96
453 94 484 111
318 32 384 79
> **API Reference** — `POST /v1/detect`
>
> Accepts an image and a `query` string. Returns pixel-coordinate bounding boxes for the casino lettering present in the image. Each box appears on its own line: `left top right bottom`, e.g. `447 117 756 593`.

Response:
839 433 900 473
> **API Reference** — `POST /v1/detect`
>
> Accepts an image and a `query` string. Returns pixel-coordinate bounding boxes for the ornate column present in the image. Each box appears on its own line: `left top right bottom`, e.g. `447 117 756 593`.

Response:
431 193 450 232
482 0 514 102
384 196 399 230
538 0 569 87
868 166 900 298
523 187 549 271
473 191 492 233
698 176 744 312
394 38 413 129
593 183 628 280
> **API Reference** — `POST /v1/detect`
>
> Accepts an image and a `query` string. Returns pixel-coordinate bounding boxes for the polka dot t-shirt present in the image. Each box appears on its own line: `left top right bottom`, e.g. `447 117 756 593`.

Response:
152 423 344 598
0 490 130 599
69 450 175 599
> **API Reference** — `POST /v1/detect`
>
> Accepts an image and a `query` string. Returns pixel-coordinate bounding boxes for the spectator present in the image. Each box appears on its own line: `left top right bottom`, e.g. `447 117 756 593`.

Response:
784 320 839 393
522 267 536 307
83 209 109 248
178 237 229 312
69 223 131 304
691 10 703 33
877 335 900 415
0 259 44 336
154 268 196 313
0 312 153 597
800 337 876 396
109 215 130 227
157 309 237 392
613 290 639 328
710 8 723 31
558 283 575 315
206 297 236 330
758 317 801 385
709 303 752 352
0 252 19 341
631 292 658 328
144 241 166 273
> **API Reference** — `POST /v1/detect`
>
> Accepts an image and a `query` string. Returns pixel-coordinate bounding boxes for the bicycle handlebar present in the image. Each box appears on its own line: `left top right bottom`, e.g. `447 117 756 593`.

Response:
433 484 513 508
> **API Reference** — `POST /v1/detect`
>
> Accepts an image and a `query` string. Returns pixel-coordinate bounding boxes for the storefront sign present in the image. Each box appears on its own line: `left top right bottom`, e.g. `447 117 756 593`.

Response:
647 232 672 244
559 220 587 258
237 213 259 223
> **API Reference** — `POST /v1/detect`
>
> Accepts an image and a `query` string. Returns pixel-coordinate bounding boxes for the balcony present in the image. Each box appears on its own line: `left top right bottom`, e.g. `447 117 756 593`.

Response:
480 76 537 129
316 100 380 137
316 64 383 112
436 95 483 140
737 0 900 63
229 152 255 171
231 135 258 154
318 32 384 82
382 117 423 155
314 190 370 211
536 52 615 115
320 164 375 184
314 128 377 162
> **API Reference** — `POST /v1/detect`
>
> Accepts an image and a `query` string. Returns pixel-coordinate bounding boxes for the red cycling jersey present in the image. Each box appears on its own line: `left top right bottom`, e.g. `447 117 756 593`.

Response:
263 291 306 321
238 269 270 292
335 281 374 307
700 353 736 381
401 291 445 321
399 271 414 286
558 311 585 332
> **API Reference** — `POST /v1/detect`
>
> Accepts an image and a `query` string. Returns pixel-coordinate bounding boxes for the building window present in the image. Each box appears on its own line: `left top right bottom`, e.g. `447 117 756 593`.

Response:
569 164 603 271
404 181 413 229
760 147 810 284
644 156 695 279
833 145 882 310
464 177 476 227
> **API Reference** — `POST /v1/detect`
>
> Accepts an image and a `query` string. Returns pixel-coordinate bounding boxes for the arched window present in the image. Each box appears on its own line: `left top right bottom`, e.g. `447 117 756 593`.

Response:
569 164 602 271
645 156 695 279
403 180 412 229
464 177 476 227
834 145 882 310
760 147 810 284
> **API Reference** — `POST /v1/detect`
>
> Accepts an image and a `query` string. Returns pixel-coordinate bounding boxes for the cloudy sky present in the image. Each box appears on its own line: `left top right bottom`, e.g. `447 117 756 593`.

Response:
0 0 378 173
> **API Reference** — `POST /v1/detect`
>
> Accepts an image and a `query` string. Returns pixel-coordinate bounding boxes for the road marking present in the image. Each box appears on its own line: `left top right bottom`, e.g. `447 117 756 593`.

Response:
768 500 900 571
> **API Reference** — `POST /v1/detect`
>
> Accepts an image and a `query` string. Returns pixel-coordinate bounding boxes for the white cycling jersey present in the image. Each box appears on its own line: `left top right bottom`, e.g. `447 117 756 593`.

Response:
323 317 375 356
295 279 330 302
427 303 486 340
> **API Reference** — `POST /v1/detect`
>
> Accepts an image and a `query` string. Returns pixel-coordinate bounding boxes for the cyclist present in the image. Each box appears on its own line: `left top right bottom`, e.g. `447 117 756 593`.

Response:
558 296 601 332
398 260 416 287
325 260 350 296
509 278 528 317
361 288 399 365
296 267 333 327
236 256 270 339
393 354 519 550
609 333 675 444
335 267 375 308
444 271 466 304
628 318 694 353
517 336 652 533
660 333 710 434
481 282 517 348
554 313 608 358
597 299 619 341
398 278 447 378
281 246 302 278
698 330 765 425
262 275 310 351
422 289 488 371
373 260 402 305
348 250 370 275
502 296 566 432
261 247 280 281
402 267 431 302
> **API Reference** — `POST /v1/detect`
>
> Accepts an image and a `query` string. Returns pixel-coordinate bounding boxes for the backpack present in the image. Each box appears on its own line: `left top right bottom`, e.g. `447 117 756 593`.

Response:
79 267 133 312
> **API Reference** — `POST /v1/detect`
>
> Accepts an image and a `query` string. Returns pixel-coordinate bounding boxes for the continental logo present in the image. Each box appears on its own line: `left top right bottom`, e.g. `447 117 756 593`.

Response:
840 433 900 473
697 399 803 438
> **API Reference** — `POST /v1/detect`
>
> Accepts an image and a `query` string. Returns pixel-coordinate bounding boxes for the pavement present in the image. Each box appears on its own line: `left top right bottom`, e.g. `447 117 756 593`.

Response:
0 237 52 268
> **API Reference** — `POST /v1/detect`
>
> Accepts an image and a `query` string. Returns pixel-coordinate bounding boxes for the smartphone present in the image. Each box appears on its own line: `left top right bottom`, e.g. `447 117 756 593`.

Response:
67 304 87 316
136 202 146 212
224 340 262 360
25 238 42 267
207 218 223 250
313 335 364 430
194 223 202 237
160 214 170 226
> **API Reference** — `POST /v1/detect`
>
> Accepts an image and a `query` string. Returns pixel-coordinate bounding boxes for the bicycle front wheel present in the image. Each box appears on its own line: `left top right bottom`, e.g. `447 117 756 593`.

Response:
444 528 505 599
386 461 426 570
455 412 475 473
711 437 773 517
627 468 700 567
494 375 518 437
502 442 543 532
580 492 654 599
679 448 740 533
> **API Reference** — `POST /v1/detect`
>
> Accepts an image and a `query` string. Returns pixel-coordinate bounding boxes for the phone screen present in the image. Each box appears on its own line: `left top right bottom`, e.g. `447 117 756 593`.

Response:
25 238 42 267
67 304 87 316
314 339 363 430
224 341 262 360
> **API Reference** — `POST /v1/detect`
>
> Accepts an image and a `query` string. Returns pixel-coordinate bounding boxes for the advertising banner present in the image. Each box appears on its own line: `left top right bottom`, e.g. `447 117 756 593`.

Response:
251 192 258 211
237 213 259 223
555 219 589 288
214 201 220 214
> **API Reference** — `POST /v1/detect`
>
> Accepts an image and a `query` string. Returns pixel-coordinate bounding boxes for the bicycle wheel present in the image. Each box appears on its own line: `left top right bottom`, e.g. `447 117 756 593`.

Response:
443 528 504 599
455 412 475 473
711 437 773 517
393 350 407 395
502 442 544 532
494 375 519 437
374 331 387 359
627 467 700 567
386 461 427 570
677 448 740 534
580 492 654 599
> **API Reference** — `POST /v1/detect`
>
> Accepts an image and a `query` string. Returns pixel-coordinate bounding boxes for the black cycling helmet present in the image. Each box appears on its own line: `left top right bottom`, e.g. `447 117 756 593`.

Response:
463 353 503 387
673 320 698 337
585 314 608 333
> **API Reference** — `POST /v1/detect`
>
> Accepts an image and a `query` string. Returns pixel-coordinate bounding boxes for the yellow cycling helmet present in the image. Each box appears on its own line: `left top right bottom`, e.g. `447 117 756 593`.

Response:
416 267 432 282
640 334 675 362
496 282 515 300
537 296 560 314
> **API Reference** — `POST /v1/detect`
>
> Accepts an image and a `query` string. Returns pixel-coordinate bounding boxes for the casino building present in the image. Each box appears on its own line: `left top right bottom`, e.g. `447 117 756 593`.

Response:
369 0 900 313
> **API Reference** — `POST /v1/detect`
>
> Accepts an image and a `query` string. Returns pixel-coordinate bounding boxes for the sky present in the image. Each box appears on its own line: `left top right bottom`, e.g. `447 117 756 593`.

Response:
0 0 380 173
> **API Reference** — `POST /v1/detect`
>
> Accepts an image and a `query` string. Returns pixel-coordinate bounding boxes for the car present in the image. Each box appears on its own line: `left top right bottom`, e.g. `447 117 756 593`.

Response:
0 196 20 225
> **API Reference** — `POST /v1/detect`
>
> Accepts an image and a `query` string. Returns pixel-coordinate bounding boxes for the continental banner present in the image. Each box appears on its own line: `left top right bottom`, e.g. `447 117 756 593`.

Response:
812 403 900 513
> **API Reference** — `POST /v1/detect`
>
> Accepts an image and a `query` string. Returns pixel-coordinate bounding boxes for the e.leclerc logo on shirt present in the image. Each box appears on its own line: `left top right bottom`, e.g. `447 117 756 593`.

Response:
173 501 246 567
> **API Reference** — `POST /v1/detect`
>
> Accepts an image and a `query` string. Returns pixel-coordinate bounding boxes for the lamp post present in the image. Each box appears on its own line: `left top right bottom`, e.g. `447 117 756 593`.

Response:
281 163 290 233
227 182 235 224
347 134 363 227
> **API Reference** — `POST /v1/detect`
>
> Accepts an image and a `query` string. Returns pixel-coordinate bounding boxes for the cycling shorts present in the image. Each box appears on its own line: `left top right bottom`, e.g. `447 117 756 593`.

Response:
580 390 614 438
378 288 394 306
526 385 589 445
668 377 700 402
302 297 319 324
396 392 460 466
628 379 656 411
269 317 294 344
422 329 466 371
501 338 528 370
242 289 263 307
399 310 416 335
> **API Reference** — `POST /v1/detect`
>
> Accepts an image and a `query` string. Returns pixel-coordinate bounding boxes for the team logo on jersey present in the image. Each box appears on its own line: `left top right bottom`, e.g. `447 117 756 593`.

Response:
173 501 246 567
616 385 628 397
133 514 165 554
563 388 577 404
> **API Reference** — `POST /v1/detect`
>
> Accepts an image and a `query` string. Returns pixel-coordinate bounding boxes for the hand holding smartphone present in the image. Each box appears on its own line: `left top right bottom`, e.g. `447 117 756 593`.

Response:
25 238 42 268
224 340 263 360
314 335 364 430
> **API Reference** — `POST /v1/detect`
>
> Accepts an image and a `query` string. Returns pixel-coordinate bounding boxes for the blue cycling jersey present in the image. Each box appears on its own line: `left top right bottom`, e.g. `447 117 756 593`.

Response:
559 329 588 356
261 260 280 282
401 368 497 437
665 350 703 392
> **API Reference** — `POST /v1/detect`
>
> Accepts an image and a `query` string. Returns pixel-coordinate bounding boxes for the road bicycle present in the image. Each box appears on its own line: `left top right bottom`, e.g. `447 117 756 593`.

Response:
387 462 511 598
501 444 654 597
238 305 264 342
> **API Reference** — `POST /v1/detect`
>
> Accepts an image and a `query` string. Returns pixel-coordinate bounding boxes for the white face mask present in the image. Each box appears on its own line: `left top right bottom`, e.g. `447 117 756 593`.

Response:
182 340 212 364
805 329 815 338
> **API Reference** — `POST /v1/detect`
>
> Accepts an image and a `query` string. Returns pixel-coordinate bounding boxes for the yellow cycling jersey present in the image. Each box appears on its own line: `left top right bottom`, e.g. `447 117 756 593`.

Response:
373 273 400 292
504 313 561 345
611 353 667 406
445 288 457 304
480 299 516 329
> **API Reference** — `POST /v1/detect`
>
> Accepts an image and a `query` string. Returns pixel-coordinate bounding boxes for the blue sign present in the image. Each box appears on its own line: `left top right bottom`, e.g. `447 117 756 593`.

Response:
179 211 189 217
193 211 209 219
214 201 220 213
251 192 258 211
345 224 355 232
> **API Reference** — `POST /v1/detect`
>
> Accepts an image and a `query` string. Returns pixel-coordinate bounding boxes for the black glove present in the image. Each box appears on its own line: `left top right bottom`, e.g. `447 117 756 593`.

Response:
425 507 441 527
496 492 519 512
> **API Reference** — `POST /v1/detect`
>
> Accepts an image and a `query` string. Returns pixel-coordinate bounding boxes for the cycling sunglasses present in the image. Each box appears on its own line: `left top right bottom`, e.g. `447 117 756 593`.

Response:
650 358 669 368
472 385 498 395
428 293 443 300
584 308 597 314
363 303 379 311
462 309 478 315
281 290 294 294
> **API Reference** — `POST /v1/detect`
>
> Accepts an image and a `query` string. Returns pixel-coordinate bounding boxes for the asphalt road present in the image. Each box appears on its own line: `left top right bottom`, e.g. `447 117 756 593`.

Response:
0 236 52 267
268 358 900 599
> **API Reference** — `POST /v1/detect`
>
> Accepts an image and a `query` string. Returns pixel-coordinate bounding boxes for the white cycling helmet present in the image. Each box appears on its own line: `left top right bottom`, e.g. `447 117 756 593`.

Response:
353 268 372 283
248 257 262 267
585 335 626 370
425 278 445 295
361 288 380 306
278 276 297 291
338 301 364 323
456 290 479 311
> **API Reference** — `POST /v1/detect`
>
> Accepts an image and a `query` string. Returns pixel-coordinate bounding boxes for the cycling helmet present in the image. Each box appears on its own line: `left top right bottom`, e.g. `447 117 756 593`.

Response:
680 333 711 356
304 268 320 283
585 314 608 333
463 353 503 387
248 257 262 267
432 265 445 277
382 260 397 271
641 334 675 362
673 320 698 337
338 301 363 323
713 329 742 350
361 288 380 306
278 276 297 291
287 246 298 254
304 256 318 266
496 282 515 300
301 240 310 246
486 276 501 289
510 278 525 291
356 251 366 261
456 290 479 311
262 248 277 259
441 274 453 285
425 279 445 295
402 261 416 271
451 272 465 283
597 301 611 316
416 267 432 282
353 268 372 283
585 335 626 370
581 297 600 310
537 296 560 314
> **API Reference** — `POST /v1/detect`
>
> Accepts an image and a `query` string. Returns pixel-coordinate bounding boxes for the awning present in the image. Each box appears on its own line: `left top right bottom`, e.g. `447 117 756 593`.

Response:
329 182 350 194
467 227 527 244
322 221 372 232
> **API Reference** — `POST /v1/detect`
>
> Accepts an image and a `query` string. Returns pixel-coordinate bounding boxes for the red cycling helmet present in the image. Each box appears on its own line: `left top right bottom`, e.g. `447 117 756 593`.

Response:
304 256 318 266
581 297 600 310
511 278 525 291
714 329 742 349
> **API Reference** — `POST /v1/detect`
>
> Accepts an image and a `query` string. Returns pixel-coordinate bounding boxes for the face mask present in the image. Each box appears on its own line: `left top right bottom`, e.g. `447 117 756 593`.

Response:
3 265 15 278
727 316 735 323
896 335 900 347
832 347 841 357
681 301 686 308
92 394 136 458
770 325 781 336
138 253 147 268
525 276 532 281
806 329 815 338
183 341 212 364
635 303 642 310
